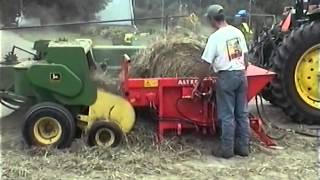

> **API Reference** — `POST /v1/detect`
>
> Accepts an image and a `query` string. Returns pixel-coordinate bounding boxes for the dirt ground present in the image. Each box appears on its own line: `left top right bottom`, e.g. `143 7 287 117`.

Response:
1 102 319 180
0 30 319 180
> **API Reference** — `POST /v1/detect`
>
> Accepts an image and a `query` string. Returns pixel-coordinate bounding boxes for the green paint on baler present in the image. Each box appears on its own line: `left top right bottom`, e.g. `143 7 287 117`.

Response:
5 39 145 108
0 65 15 91
14 67 34 97
42 40 97 106
28 64 83 97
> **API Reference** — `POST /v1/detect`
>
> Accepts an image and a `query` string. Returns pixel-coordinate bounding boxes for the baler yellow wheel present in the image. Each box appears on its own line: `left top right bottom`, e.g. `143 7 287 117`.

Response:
95 128 115 146
33 117 62 145
87 120 123 147
86 89 135 133
294 44 320 110
23 102 76 148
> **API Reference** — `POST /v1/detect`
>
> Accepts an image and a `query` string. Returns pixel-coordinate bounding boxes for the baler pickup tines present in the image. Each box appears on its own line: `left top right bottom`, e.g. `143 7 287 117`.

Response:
0 91 29 109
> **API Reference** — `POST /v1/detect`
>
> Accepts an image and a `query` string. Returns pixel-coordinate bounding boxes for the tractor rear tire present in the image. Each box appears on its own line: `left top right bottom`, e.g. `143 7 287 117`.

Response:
22 102 76 148
87 121 123 147
250 32 282 105
272 22 320 124
260 50 279 106
260 83 278 105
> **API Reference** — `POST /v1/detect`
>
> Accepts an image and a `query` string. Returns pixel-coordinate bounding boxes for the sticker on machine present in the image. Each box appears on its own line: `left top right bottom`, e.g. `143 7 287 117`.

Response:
177 79 198 86
50 73 62 82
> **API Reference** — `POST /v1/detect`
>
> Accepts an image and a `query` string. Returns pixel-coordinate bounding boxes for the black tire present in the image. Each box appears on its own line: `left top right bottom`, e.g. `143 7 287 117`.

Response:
87 121 123 147
260 83 277 104
22 102 76 148
259 48 279 105
272 22 320 124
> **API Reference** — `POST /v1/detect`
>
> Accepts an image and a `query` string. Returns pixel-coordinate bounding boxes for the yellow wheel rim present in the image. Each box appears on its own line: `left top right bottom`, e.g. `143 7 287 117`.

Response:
294 44 320 109
95 128 115 147
33 117 62 145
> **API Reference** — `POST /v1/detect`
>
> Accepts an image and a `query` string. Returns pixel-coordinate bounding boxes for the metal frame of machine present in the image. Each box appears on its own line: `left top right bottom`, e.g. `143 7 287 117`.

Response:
0 39 138 148
250 1 320 124
120 56 277 147
1 39 278 149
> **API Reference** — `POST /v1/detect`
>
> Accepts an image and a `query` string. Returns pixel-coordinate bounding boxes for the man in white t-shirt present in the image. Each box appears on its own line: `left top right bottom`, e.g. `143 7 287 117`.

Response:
197 4 250 158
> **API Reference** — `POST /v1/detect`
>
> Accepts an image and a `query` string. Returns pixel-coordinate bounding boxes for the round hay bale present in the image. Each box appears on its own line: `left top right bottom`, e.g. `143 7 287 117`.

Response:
130 35 210 78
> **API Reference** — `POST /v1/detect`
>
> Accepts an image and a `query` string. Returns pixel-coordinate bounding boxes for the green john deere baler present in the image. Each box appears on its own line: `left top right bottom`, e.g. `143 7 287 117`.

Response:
0 39 144 148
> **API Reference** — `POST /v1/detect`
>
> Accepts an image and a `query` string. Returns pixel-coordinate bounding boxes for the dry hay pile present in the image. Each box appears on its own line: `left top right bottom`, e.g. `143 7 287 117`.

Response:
90 33 211 93
89 32 211 93
129 34 210 78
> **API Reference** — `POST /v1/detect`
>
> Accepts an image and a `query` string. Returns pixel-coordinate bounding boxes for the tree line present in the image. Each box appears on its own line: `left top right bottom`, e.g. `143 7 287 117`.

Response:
0 0 292 26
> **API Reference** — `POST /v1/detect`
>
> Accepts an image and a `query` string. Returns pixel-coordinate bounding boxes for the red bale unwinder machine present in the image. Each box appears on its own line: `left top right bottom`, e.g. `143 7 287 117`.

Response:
120 56 277 147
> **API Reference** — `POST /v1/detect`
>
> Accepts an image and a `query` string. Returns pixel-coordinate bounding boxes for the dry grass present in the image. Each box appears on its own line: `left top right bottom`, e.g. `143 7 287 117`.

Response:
1 122 203 180
1 119 318 180
129 32 210 78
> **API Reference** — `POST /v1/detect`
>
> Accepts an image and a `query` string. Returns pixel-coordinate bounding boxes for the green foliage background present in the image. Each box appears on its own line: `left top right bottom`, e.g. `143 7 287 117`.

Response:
0 0 293 26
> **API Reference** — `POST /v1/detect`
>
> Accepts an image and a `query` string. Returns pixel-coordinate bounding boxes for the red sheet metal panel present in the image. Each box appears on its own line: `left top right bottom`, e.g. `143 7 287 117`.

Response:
121 60 276 147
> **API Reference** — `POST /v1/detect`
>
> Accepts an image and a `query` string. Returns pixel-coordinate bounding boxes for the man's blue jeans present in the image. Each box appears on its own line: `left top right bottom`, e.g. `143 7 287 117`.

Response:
215 70 250 153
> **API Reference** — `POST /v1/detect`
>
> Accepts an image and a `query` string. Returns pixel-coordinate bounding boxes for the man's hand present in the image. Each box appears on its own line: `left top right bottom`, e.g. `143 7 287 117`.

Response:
244 52 249 70
192 60 210 98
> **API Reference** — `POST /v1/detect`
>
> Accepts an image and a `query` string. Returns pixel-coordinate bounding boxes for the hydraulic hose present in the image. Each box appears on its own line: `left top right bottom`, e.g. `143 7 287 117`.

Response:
255 94 320 138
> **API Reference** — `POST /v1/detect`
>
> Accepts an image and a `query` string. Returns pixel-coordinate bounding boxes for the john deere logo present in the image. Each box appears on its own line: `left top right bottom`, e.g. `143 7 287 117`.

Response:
50 73 61 81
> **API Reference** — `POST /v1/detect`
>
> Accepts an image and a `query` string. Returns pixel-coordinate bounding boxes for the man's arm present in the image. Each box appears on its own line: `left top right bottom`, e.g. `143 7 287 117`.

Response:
192 60 210 97
194 36 216 92
239 32 249 70
197 60 211 81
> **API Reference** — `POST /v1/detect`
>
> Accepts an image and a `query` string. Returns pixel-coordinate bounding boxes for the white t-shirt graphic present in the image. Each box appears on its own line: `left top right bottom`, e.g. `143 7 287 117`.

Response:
201 25 248 73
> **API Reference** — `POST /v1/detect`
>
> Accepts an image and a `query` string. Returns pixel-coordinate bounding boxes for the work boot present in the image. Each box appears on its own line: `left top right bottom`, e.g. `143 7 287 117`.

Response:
234 146 249 157
211 146 234 159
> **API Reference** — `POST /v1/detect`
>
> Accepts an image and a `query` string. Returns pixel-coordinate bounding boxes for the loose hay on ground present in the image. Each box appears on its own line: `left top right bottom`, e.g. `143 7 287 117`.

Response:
1 122 203 180
2 124 317 180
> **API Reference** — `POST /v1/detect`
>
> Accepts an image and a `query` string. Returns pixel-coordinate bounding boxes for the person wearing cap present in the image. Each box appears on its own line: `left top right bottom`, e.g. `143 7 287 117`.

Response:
234 10 253 43
196 4 250 158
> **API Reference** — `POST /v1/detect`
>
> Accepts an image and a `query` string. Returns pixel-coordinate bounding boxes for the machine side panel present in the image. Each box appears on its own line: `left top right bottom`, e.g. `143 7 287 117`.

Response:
46 47 97 106
28 64 82 97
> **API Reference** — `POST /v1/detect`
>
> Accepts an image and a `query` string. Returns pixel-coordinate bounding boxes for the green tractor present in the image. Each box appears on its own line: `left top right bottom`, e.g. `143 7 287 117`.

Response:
0 39 144 148
251 0 320 124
